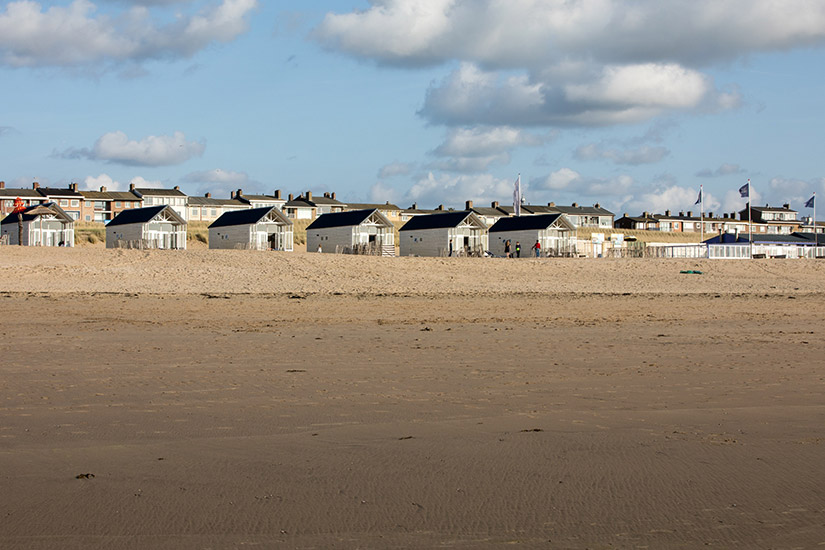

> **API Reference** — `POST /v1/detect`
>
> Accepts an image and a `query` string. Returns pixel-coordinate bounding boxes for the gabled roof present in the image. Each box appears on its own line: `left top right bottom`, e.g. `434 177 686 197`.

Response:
80 190 111 200
37 187 83 198
189 196 247 207
346 202 401 211
238 194 285 203
0 188 43 198
107 205 185 227
1 202 73 224
306 208 391 230
108 191 142 201
284 198 315 208
470 206 509 218
490 213 573 232
209 206 292 228
549 204 614 216
135 187 187 197
311 196 346 206
400 211 486 231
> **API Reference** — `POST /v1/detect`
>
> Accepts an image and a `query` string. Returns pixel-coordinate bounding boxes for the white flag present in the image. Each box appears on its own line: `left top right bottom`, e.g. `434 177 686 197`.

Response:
513 174 521 217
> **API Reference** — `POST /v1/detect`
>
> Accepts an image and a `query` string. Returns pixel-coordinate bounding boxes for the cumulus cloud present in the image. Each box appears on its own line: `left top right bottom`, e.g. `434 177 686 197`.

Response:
81 173 161 191
0 0 257 69
532 169 633 197
696 163 746 178
316 0 825 128
405 172 515 207
369 181 400 204
61 131 205 166
181 167 261 196
620 186 720 215
428 125 550 173
377 161 413 179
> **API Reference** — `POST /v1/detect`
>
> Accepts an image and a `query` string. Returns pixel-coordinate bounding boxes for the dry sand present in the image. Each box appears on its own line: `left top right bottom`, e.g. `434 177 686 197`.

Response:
1 247 824 548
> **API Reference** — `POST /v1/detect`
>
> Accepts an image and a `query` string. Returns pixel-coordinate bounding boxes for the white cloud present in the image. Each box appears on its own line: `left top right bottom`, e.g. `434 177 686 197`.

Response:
433 126 547 157
696 163 746 178
405 172 514 207
81 173 161 191
535 168 582 191
621 186 719 215
181 168 260 196
369 181 400 204
377 161 413 179
62 130 205 166
533 168 632 197
0 0 257 69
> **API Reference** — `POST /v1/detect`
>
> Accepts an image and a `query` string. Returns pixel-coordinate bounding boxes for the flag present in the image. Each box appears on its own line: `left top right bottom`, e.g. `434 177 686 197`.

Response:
804 194 815 208
739 180 750 198
513 174 522 216
694 188 702 205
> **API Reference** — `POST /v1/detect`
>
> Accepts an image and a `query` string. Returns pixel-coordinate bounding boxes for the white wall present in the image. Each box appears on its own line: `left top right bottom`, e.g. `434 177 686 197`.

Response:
400 228 450 257
306 226 354 253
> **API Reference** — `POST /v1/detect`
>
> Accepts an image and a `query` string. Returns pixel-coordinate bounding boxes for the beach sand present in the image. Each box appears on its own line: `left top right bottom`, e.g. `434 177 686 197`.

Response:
1 247 824 548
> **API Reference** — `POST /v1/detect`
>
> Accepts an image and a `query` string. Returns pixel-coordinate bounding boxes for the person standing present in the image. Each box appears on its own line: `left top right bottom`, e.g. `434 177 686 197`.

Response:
449 238 453 257
515 241 521 258
531 239 541 258
504 239 511 258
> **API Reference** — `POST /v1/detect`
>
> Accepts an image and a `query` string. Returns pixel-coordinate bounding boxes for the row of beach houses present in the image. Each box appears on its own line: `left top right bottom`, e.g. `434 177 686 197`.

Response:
1 181 824 258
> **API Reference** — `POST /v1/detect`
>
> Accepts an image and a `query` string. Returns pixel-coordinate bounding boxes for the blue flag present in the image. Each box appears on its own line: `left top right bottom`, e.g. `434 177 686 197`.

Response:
694 188 702 205
804 194 815 208
739 180 750 198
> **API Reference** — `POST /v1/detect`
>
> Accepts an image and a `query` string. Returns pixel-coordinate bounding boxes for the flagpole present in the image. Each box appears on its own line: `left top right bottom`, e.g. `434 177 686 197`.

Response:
748 179 752 259
700 184 704 244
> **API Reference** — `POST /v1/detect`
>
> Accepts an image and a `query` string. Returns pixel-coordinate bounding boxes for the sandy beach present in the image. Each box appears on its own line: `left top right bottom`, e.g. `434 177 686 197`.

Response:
1 247 824 548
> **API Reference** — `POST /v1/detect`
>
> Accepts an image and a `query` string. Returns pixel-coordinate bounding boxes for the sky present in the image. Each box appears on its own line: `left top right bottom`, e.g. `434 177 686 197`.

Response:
1 0 824 217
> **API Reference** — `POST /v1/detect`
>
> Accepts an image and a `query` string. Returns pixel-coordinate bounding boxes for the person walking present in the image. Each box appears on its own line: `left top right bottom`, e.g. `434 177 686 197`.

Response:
448 238 453 257
515 241 521 258
504 239 511 258
531 239 541 258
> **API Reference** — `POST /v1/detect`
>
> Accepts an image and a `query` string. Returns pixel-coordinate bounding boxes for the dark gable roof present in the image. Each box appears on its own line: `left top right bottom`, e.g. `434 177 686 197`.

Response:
37 187 83 198
1 202 72 224
107 205 170 227
490 213 565 232
0 189 43 198
311 196 345 206
209 207 290 228
347 202 401 211
135 187 187 197
306 209 378 230
550 205 614 216
284 198 315 208
400 211 479 231
189 196 246 207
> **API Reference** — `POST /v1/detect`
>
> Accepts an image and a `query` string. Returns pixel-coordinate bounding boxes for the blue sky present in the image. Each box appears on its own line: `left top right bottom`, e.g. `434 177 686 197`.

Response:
1 1 824 216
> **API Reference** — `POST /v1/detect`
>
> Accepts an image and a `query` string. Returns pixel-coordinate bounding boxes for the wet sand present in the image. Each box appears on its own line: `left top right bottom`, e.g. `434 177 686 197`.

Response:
1 248 824 548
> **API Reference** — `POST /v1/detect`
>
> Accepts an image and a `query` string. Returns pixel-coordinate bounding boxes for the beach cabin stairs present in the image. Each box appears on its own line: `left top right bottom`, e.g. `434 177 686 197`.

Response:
381 243 396 257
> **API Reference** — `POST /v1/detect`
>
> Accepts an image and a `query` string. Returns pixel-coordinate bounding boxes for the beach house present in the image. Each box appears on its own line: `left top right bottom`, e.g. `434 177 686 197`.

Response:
488 213 576 257
208 206 294 251
1 202 75 246
399 211 488 257
106 205 187 249
306 209 395 255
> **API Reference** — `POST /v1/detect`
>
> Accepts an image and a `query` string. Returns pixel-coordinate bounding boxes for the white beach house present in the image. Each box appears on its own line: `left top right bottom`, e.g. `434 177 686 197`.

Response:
488 213 577 257
306 208 395 255
208 206 294 251
399 211 488 257
1 202 75 246
106 205 187 249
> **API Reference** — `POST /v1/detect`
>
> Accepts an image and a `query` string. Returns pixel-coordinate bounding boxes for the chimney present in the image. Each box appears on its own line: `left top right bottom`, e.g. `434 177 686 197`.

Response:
288 193 294 201
236 188 243 197
100 186 107 193
174 185 180 191
205 192 211 198
643 211 649 218
324 192 330 198
129 183 136 191
230 191 236 199
572 202 578 207
783 203 790 210
331 192 336 200
687 211 693 217
274 189 282 199
412 202 417 209
32 181 40 189
491 201 499 208
436 204 444 211
306 191 312 201
466 200 473 210
623 212 628 218
0 181 4 189
679 211 684 217
707 211 713 218
70 182 78 192
665 210 671 217
548 202 556 207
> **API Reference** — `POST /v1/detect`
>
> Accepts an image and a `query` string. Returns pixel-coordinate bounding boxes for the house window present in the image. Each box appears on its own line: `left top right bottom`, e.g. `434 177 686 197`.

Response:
60 199 69 206
85 215 91 221
71 200 79 207
85 201 92 207
115 201 122 208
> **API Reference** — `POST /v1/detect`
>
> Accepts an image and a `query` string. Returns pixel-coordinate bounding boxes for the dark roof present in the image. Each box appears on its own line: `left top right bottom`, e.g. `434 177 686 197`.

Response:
471 206 508 217
792 232 825 245
209 207 290 228
306 209 380 230
346 203 401 211
311 196 345 206
189 196 246 207
745 205 797 213
1 202 72 224
703 233 815 245
135 187 187 197
37 187 83 198
489 214 567 232
107 205 172 227
238 194 284 202
400 211 481 231
109 192 141 201
549 205 614 216
284 198 315 208
80 191 110 200
0 189 43 198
